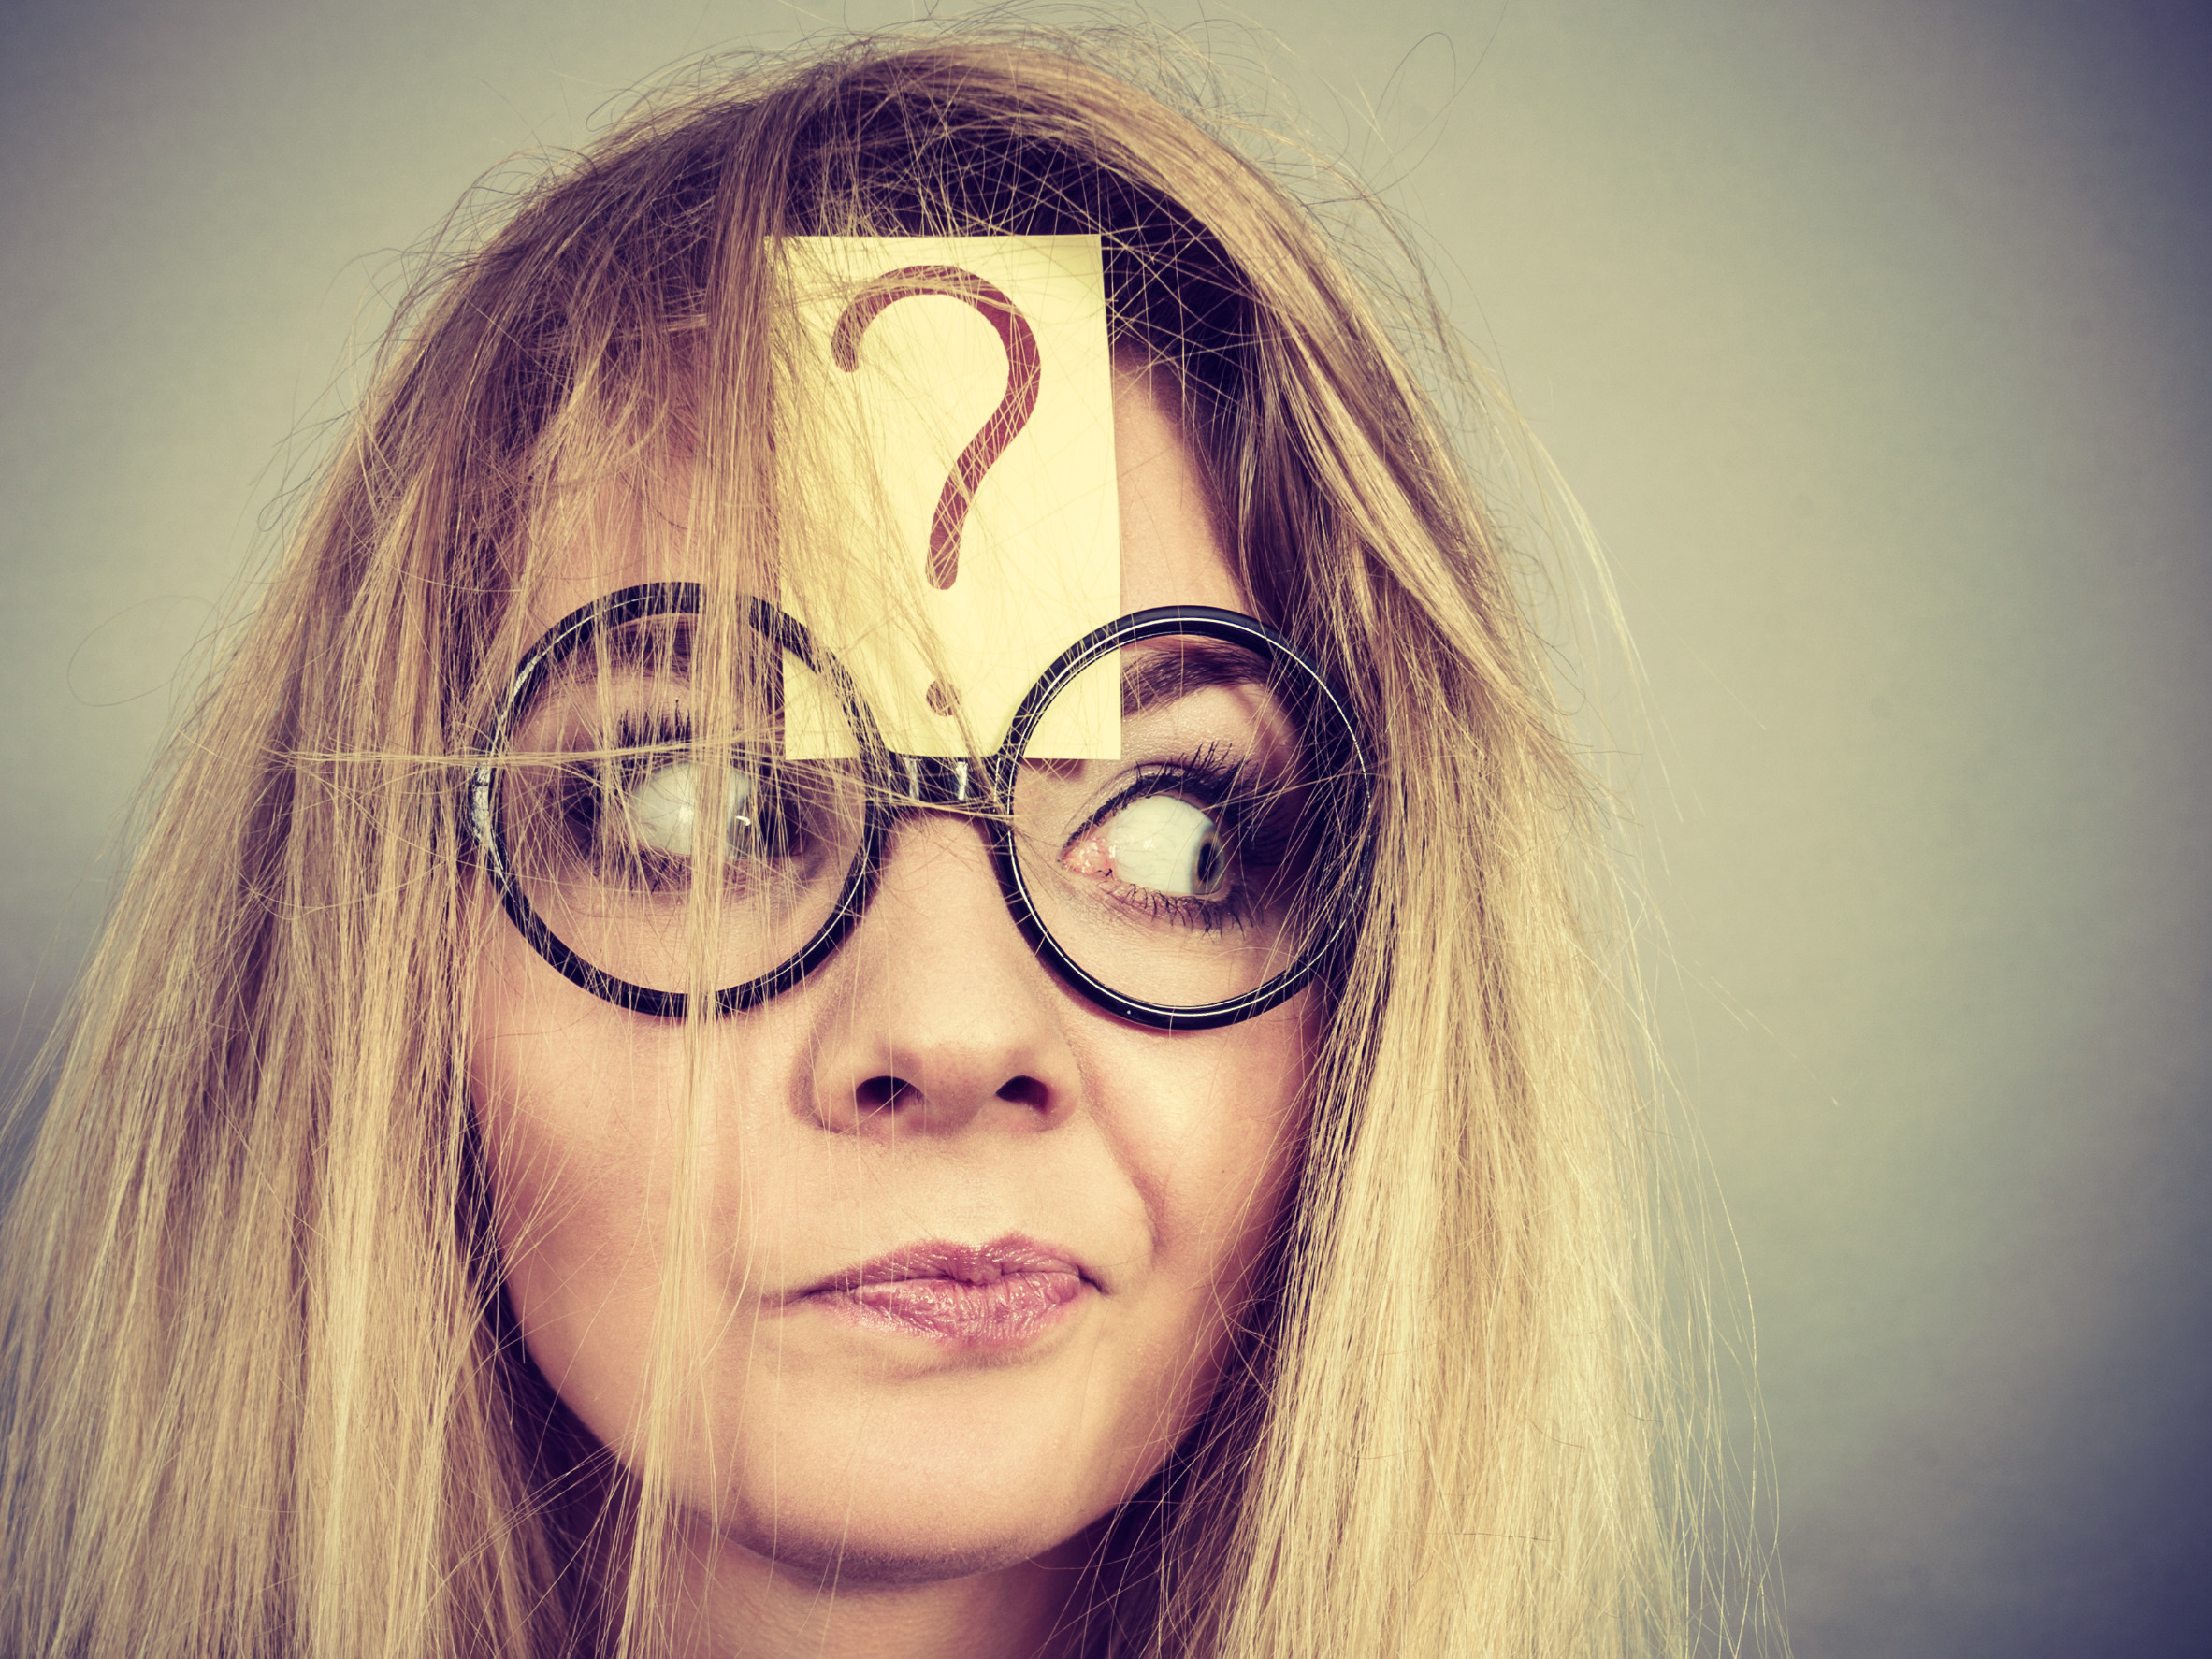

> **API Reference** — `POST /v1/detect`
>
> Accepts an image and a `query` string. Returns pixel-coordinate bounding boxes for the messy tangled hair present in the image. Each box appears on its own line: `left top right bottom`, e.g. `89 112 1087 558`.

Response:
0 28 1685 1658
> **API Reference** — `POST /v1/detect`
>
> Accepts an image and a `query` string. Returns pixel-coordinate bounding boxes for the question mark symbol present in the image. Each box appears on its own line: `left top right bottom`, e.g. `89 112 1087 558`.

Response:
831 265 1042 593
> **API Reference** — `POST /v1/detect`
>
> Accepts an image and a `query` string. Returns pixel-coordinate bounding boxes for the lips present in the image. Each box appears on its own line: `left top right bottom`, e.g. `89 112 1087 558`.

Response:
791 1234 1092 1347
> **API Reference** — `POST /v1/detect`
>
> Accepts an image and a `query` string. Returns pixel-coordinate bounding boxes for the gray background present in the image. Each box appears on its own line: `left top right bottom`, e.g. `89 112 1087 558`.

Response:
3 2 2206 1653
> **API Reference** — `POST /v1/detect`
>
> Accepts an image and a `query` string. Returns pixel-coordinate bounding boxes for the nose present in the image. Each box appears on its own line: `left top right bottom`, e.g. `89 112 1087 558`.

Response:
802 813 1083 1137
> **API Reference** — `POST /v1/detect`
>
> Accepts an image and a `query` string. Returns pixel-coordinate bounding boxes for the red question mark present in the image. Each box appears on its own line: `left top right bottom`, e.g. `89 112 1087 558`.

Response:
831 265 1042 592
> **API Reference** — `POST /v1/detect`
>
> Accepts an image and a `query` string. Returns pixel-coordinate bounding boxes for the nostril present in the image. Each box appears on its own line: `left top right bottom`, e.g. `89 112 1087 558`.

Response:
994 1075 1050 1112
854 1075 912 1115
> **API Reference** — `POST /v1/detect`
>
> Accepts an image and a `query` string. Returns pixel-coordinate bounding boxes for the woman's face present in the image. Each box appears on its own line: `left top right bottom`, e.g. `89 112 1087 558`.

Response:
470 370 1314 1588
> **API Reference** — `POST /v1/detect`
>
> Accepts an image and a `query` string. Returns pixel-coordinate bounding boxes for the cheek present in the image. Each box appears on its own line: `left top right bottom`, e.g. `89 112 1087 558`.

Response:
1105 999 1316 1380
473 961 646 1223
469 941 835 1459
467 947 693 1435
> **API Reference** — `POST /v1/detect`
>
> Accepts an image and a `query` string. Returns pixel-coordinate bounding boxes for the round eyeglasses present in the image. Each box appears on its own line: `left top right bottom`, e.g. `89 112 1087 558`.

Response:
470 584 1373 1030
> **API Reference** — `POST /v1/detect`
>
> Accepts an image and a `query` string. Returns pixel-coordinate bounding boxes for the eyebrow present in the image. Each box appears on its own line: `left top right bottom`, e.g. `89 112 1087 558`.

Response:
533 617 1269 719
533 615 786 708
1120 641 1271 716
551 615 691 677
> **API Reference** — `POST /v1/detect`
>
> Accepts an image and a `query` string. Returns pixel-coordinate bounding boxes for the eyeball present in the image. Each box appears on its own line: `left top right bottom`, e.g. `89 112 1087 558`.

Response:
627 763 754 857
1103 795 1226 898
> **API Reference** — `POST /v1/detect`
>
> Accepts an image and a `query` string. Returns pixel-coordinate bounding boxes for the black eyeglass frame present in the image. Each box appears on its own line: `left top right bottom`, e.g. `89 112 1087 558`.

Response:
470 582 1374 1031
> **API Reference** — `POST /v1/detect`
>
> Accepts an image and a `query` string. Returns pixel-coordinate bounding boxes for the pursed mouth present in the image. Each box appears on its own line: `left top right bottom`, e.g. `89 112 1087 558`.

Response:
788 1234 1094 1347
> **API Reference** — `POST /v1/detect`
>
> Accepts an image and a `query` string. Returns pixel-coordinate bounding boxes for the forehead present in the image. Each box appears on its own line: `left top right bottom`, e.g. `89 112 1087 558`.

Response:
516 366 1246 641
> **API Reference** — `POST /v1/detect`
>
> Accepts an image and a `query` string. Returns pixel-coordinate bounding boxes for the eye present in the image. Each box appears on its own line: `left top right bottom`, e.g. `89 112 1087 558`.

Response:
624 761 788 858
1076 794 1227 899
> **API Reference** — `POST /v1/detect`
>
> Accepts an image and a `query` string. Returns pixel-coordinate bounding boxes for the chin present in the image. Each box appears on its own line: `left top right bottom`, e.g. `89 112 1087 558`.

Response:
707 1502 1096 1589
681 1372 1164 1585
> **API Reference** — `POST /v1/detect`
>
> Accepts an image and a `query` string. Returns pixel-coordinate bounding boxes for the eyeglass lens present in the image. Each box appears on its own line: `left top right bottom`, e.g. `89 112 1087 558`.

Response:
496 615 868 997
1007 635 1349 1012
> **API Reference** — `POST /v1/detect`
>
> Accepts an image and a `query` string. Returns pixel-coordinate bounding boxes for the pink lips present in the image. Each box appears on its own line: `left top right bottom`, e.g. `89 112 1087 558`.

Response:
793 1235 1091 1347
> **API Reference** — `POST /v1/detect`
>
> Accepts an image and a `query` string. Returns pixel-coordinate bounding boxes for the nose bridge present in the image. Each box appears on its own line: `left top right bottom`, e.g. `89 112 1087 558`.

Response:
804 806 1077 1137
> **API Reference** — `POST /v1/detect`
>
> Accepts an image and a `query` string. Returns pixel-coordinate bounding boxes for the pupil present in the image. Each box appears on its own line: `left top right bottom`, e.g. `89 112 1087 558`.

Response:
1194 831 1222 894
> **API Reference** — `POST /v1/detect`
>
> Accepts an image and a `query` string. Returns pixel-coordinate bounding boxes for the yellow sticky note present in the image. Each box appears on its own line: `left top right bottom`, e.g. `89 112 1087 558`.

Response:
774 236 1119 759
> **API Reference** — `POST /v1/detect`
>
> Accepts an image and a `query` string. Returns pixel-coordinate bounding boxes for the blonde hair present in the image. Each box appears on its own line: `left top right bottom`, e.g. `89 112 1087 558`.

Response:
2 28 1700 1656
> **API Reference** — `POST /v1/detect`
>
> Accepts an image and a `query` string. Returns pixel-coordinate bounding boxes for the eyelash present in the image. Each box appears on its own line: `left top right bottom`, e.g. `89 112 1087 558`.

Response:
609 711 692 765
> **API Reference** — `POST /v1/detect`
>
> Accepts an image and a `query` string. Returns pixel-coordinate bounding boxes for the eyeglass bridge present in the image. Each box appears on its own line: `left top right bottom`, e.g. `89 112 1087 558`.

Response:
888 753 997 811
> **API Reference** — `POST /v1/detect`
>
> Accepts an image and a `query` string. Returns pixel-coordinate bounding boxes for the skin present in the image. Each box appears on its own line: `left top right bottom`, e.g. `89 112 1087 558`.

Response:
470 368 1315 1659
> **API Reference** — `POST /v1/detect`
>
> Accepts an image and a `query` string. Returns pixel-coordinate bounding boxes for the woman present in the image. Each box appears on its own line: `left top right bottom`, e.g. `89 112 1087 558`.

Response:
0 29 1682 1658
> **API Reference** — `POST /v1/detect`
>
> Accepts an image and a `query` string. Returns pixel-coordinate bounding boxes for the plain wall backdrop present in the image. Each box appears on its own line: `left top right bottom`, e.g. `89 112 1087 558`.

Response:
3 3 2206 1654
